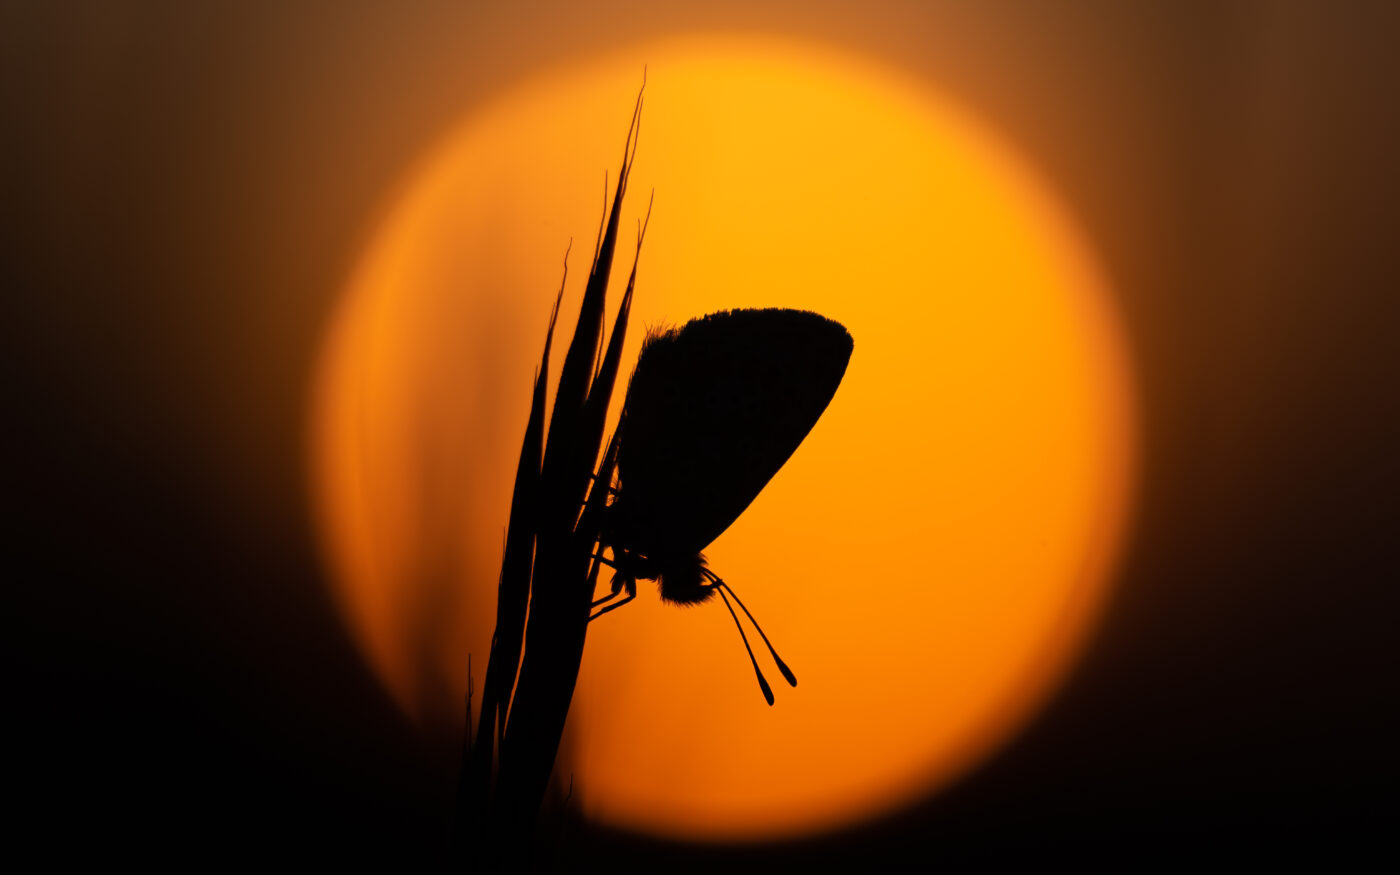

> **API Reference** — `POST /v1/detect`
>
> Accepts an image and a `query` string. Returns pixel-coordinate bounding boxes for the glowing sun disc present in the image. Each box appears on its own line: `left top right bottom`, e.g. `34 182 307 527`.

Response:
311 36 1137 841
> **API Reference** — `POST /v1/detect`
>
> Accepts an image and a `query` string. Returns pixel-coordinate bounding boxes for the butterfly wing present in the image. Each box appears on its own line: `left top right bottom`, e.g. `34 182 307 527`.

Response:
611 308 853 562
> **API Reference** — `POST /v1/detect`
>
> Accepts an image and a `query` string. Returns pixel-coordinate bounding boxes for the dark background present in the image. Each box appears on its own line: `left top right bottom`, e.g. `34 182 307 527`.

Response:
7 1 1397 868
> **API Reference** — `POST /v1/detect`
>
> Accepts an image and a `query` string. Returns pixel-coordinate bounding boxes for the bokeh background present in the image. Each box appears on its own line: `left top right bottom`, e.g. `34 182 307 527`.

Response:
8 1 1397 868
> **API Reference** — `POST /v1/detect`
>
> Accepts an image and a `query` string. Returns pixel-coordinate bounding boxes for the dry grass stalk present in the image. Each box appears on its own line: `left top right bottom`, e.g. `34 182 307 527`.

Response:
457 83 649 870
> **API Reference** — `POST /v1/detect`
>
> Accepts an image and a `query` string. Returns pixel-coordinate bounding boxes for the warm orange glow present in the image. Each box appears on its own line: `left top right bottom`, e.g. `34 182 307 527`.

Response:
311 37 1136 841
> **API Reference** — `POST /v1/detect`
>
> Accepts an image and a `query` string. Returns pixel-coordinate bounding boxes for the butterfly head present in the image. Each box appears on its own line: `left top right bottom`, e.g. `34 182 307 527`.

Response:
655 552 718 605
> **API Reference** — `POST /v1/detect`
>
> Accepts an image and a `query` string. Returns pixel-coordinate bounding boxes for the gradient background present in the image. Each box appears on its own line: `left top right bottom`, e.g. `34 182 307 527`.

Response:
8 1 1397 868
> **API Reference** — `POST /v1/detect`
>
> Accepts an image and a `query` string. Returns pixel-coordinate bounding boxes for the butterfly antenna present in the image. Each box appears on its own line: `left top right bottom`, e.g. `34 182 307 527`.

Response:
705 569 797 688
717 586 775 706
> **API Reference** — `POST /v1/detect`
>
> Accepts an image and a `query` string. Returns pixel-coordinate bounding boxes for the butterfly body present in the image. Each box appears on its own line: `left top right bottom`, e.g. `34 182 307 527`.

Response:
603 545 715 605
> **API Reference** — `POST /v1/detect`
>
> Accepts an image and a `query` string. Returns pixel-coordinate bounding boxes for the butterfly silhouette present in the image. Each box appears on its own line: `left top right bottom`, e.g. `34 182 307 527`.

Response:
589 307 853 703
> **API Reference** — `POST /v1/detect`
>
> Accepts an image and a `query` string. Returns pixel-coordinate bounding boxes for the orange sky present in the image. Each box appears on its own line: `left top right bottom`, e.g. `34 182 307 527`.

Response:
312 36 1135 840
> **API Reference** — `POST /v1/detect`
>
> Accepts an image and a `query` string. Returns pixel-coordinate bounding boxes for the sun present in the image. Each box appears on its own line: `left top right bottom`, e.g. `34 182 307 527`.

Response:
310 35 1136 841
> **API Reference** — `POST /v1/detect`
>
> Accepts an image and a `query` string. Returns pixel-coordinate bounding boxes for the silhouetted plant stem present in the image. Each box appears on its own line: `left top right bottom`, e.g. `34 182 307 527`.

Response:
456 82 646 871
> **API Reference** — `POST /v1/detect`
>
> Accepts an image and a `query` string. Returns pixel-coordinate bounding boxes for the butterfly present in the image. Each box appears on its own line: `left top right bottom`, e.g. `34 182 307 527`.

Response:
588 307 853 704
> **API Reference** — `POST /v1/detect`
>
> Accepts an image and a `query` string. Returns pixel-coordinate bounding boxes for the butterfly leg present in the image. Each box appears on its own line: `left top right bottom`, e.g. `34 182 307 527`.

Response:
587 550 622 606
589 576 636 621
590 566 620 607
589 586 622 608
588 590 634 621
590 552 618 569
590 541 652 619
